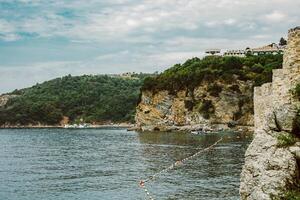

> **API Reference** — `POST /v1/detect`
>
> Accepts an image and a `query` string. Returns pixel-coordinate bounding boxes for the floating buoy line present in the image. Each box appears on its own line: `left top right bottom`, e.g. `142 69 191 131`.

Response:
139 137 223 200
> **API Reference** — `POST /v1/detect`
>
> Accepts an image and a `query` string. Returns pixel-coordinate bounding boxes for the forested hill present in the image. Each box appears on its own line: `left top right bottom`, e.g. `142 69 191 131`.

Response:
0 74 149 126
142 54 283 93
0 55 284 127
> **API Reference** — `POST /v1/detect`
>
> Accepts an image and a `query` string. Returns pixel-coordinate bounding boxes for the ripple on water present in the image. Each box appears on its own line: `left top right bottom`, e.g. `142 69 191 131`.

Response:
0 129 251 200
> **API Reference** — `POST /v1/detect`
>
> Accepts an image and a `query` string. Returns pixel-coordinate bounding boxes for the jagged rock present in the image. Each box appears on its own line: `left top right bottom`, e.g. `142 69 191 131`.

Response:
289 142 300 160
240 27 300 199
240 133 299 200
274 104 298 132
265 104 298 133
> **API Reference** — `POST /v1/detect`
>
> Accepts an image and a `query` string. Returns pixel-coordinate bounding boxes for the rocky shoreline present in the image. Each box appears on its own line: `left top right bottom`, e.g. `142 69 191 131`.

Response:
131 123 254 133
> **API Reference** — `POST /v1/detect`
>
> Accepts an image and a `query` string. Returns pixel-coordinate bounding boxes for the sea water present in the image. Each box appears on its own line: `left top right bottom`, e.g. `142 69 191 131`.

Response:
0 128 251 200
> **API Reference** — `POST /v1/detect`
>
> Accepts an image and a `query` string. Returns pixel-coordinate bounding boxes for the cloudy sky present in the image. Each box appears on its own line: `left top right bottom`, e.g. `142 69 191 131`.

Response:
0 0 299 93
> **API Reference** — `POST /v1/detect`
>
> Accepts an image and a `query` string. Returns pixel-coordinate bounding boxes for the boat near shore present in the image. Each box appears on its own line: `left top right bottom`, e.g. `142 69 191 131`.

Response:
64 124 91 129
64 123 135 129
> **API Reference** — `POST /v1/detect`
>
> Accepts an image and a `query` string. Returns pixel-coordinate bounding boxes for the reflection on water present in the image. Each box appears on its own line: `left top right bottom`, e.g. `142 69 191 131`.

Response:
0 129 251 200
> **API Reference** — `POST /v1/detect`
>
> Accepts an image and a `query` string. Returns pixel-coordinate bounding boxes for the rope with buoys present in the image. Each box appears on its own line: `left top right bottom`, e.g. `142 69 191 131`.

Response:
139 137 223 200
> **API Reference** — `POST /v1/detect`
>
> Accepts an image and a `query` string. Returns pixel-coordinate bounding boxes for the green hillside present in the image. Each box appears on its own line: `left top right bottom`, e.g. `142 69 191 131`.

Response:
142 54 283 93
0 54 283 127
0 74 147 126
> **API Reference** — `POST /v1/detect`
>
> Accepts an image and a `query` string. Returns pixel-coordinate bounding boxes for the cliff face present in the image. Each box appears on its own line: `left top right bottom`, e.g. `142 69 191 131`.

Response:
240 27 300 199
0 95 17 107
136 79 254 131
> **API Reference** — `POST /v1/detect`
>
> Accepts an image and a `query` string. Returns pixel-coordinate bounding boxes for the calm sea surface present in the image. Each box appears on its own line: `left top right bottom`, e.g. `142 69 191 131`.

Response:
0 128 251 200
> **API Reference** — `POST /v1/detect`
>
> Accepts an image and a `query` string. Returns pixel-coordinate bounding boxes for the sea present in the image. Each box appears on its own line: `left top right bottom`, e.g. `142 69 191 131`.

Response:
0 128 251 200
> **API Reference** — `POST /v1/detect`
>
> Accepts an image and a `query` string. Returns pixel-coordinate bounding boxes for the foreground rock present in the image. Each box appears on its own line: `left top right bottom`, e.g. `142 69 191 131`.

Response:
240 27 300 199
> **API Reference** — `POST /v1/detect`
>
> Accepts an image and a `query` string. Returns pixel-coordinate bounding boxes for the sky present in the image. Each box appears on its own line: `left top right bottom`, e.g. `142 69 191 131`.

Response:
0 0 299 93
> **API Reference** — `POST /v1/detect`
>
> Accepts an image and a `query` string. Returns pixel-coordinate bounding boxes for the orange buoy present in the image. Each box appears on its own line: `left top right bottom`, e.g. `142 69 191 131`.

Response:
139 180 145 188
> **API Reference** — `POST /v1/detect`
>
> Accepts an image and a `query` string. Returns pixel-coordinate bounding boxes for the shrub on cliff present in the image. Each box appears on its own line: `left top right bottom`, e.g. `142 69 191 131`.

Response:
291 84 300 134
280 189 300 200
207 83 223 97
184 100 195 111
276 132 297 147
294 83 300 100
198 100 215 119
229 84 241 93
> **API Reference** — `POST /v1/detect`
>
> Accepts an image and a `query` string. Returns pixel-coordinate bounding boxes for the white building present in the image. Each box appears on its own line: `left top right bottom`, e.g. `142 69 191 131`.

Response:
205 49 221 55
251 43 285 55
224 50 246 57
223 43 286 57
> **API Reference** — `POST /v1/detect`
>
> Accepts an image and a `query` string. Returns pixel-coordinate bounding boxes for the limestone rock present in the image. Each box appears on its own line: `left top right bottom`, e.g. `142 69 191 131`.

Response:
240 133 299 200
289 142 300 160
274 104 298 132
240 27 300 199
135 80 254 131
0 95 17 107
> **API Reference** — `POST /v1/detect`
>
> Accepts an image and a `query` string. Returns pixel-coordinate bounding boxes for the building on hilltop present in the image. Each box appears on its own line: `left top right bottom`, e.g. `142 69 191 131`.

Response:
251 43 285 55
110 72 139 80
223 43 286 57
205 49 221 55
224 49 246 57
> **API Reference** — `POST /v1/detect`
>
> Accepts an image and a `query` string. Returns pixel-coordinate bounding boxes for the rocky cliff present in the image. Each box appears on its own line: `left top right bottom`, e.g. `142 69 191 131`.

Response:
240 27 300 199
136 78 254 131
0 95 17 107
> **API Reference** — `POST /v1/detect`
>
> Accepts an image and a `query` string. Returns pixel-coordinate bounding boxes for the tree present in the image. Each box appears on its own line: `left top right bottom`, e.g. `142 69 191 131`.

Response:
279 37 287 46
0 74 149 125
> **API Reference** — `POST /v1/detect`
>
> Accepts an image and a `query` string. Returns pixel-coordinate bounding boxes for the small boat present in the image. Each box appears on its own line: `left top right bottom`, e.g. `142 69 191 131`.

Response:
191 130 204 135
64 124 90 129
191 127 214 135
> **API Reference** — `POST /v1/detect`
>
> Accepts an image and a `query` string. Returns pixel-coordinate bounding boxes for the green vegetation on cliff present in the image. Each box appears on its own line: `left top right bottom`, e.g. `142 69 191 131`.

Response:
294 83 300 100
276 132 297 147
0 74 147 126
142 54 283 93
279 189 300 200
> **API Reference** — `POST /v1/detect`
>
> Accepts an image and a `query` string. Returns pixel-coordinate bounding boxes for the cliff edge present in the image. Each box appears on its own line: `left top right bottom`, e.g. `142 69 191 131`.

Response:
136 80 254 131
240 27 300 199
135 43 283 132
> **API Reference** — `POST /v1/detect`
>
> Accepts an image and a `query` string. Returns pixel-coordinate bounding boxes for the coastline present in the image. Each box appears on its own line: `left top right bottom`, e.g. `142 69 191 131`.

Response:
134 123 254 133
0 123 254 134
0 124 135 129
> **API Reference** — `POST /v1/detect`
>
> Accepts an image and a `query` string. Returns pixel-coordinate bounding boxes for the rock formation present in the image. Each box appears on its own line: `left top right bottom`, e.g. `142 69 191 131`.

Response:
0 95 17 107
240 27 300 199
135 79 254 131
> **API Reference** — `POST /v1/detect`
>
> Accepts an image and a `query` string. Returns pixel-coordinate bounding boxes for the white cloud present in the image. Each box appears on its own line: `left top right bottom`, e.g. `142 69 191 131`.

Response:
1 0 300 92
1 0 299 42
265 10 287 22
0 19 20 41
224 18 237 25
205 19 237 27
1 34 21 42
